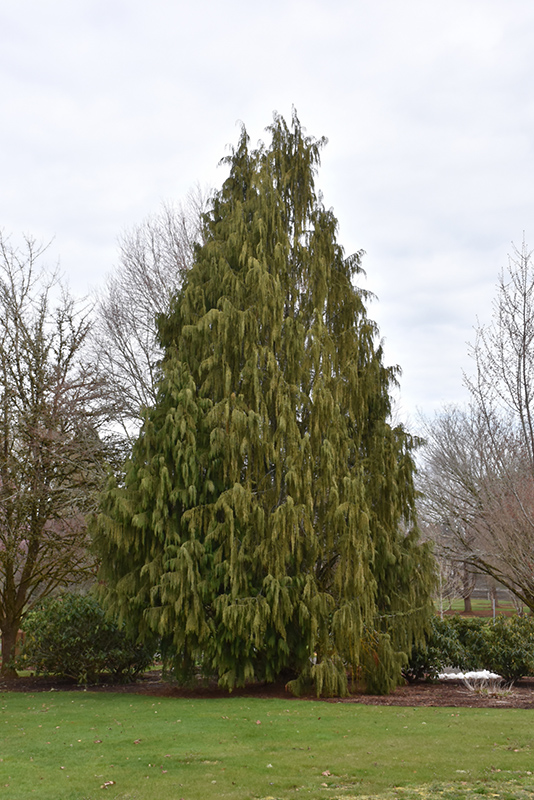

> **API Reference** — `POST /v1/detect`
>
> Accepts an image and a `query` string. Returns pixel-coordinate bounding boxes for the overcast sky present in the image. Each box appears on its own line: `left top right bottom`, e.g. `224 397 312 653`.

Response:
2 0 533 426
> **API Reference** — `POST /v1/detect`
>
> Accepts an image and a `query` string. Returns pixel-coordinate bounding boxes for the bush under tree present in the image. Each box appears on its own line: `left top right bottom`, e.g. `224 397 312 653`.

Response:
481 615 534 682
18 593 154 684
405 614 534 684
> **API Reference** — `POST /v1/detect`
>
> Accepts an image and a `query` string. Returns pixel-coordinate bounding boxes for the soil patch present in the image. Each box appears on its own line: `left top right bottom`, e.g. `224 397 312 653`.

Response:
2 670 534 709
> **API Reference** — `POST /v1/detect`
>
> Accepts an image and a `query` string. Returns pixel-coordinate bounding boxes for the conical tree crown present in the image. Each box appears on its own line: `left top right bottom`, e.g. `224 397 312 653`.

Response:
94 111 433 695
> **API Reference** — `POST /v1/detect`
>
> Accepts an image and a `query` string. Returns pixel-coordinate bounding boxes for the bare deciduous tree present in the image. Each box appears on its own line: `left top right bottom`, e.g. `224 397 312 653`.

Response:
0 234 114 676
92 188 208 439
419 241 534 611
467 239 534 472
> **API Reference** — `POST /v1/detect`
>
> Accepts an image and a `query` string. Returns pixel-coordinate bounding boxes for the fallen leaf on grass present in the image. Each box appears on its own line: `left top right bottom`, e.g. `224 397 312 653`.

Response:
100 780 116 789
321 770 331 776
94 740 102 744
133 739 141 744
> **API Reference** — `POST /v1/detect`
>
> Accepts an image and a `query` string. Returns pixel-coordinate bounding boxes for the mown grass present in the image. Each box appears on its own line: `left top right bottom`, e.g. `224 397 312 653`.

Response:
1 691 534 799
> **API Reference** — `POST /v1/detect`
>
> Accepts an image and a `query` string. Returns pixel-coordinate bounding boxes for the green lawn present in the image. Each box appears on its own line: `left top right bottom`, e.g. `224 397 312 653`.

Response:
1 691 534 799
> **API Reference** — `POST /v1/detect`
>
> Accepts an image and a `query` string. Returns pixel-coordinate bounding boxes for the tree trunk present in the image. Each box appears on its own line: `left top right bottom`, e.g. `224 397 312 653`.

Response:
463 595 472 613
1 625 19 678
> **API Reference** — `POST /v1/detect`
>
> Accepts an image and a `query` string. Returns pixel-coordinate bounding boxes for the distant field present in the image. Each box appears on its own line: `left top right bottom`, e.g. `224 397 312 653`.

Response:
2 691 534 799
436 597 528 616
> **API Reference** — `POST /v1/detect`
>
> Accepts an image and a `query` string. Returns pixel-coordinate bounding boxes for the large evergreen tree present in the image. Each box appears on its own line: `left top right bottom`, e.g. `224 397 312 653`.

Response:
94 112 434 696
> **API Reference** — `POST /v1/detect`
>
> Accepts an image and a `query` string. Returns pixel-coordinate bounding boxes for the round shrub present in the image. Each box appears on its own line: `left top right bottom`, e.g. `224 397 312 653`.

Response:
404 613 534 684
403 615 467 682
18 593 154 684
481 615 534 683
444 615 486 671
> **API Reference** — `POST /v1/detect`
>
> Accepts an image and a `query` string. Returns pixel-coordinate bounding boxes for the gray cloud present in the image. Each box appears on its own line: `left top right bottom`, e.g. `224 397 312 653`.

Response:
1 0 533 420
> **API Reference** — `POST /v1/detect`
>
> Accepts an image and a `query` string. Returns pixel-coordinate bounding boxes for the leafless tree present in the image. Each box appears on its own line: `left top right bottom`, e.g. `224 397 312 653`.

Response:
419 241 534 611
467 239 534 473
418 407 486 611
0 234 115 676
92 187 209 439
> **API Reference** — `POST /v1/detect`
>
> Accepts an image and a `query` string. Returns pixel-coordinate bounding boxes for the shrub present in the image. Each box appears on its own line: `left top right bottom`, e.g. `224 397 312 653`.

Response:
18 593 154 683
481 615 534 683
404 613 534 684
403 615 467 681
444 615 486 671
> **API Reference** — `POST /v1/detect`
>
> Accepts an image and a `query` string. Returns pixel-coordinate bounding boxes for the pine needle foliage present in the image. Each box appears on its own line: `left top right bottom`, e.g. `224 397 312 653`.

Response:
94 111 434 696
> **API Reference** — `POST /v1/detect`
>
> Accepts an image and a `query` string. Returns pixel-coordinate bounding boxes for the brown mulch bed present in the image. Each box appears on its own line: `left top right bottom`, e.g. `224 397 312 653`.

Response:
2 670 534 709
349 677 534 709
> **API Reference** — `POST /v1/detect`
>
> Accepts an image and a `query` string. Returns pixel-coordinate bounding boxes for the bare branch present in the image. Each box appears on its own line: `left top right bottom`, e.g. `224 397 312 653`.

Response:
0 232 113 675
91 187 210 439
420 240 534 611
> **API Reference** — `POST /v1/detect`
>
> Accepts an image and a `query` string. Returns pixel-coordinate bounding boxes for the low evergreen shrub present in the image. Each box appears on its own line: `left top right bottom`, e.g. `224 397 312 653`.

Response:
17 592 154 683
481 615 534 682
444 615 486 670
404 614 534 683
403 615 466 681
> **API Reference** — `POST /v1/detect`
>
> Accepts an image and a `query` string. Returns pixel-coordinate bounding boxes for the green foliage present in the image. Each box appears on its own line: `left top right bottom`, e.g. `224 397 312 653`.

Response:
94 110 434 696
404 613 534 683
481 614 534 682
17 593 153 683
358 628 407 694
403 615 467 681
445 615 487 670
